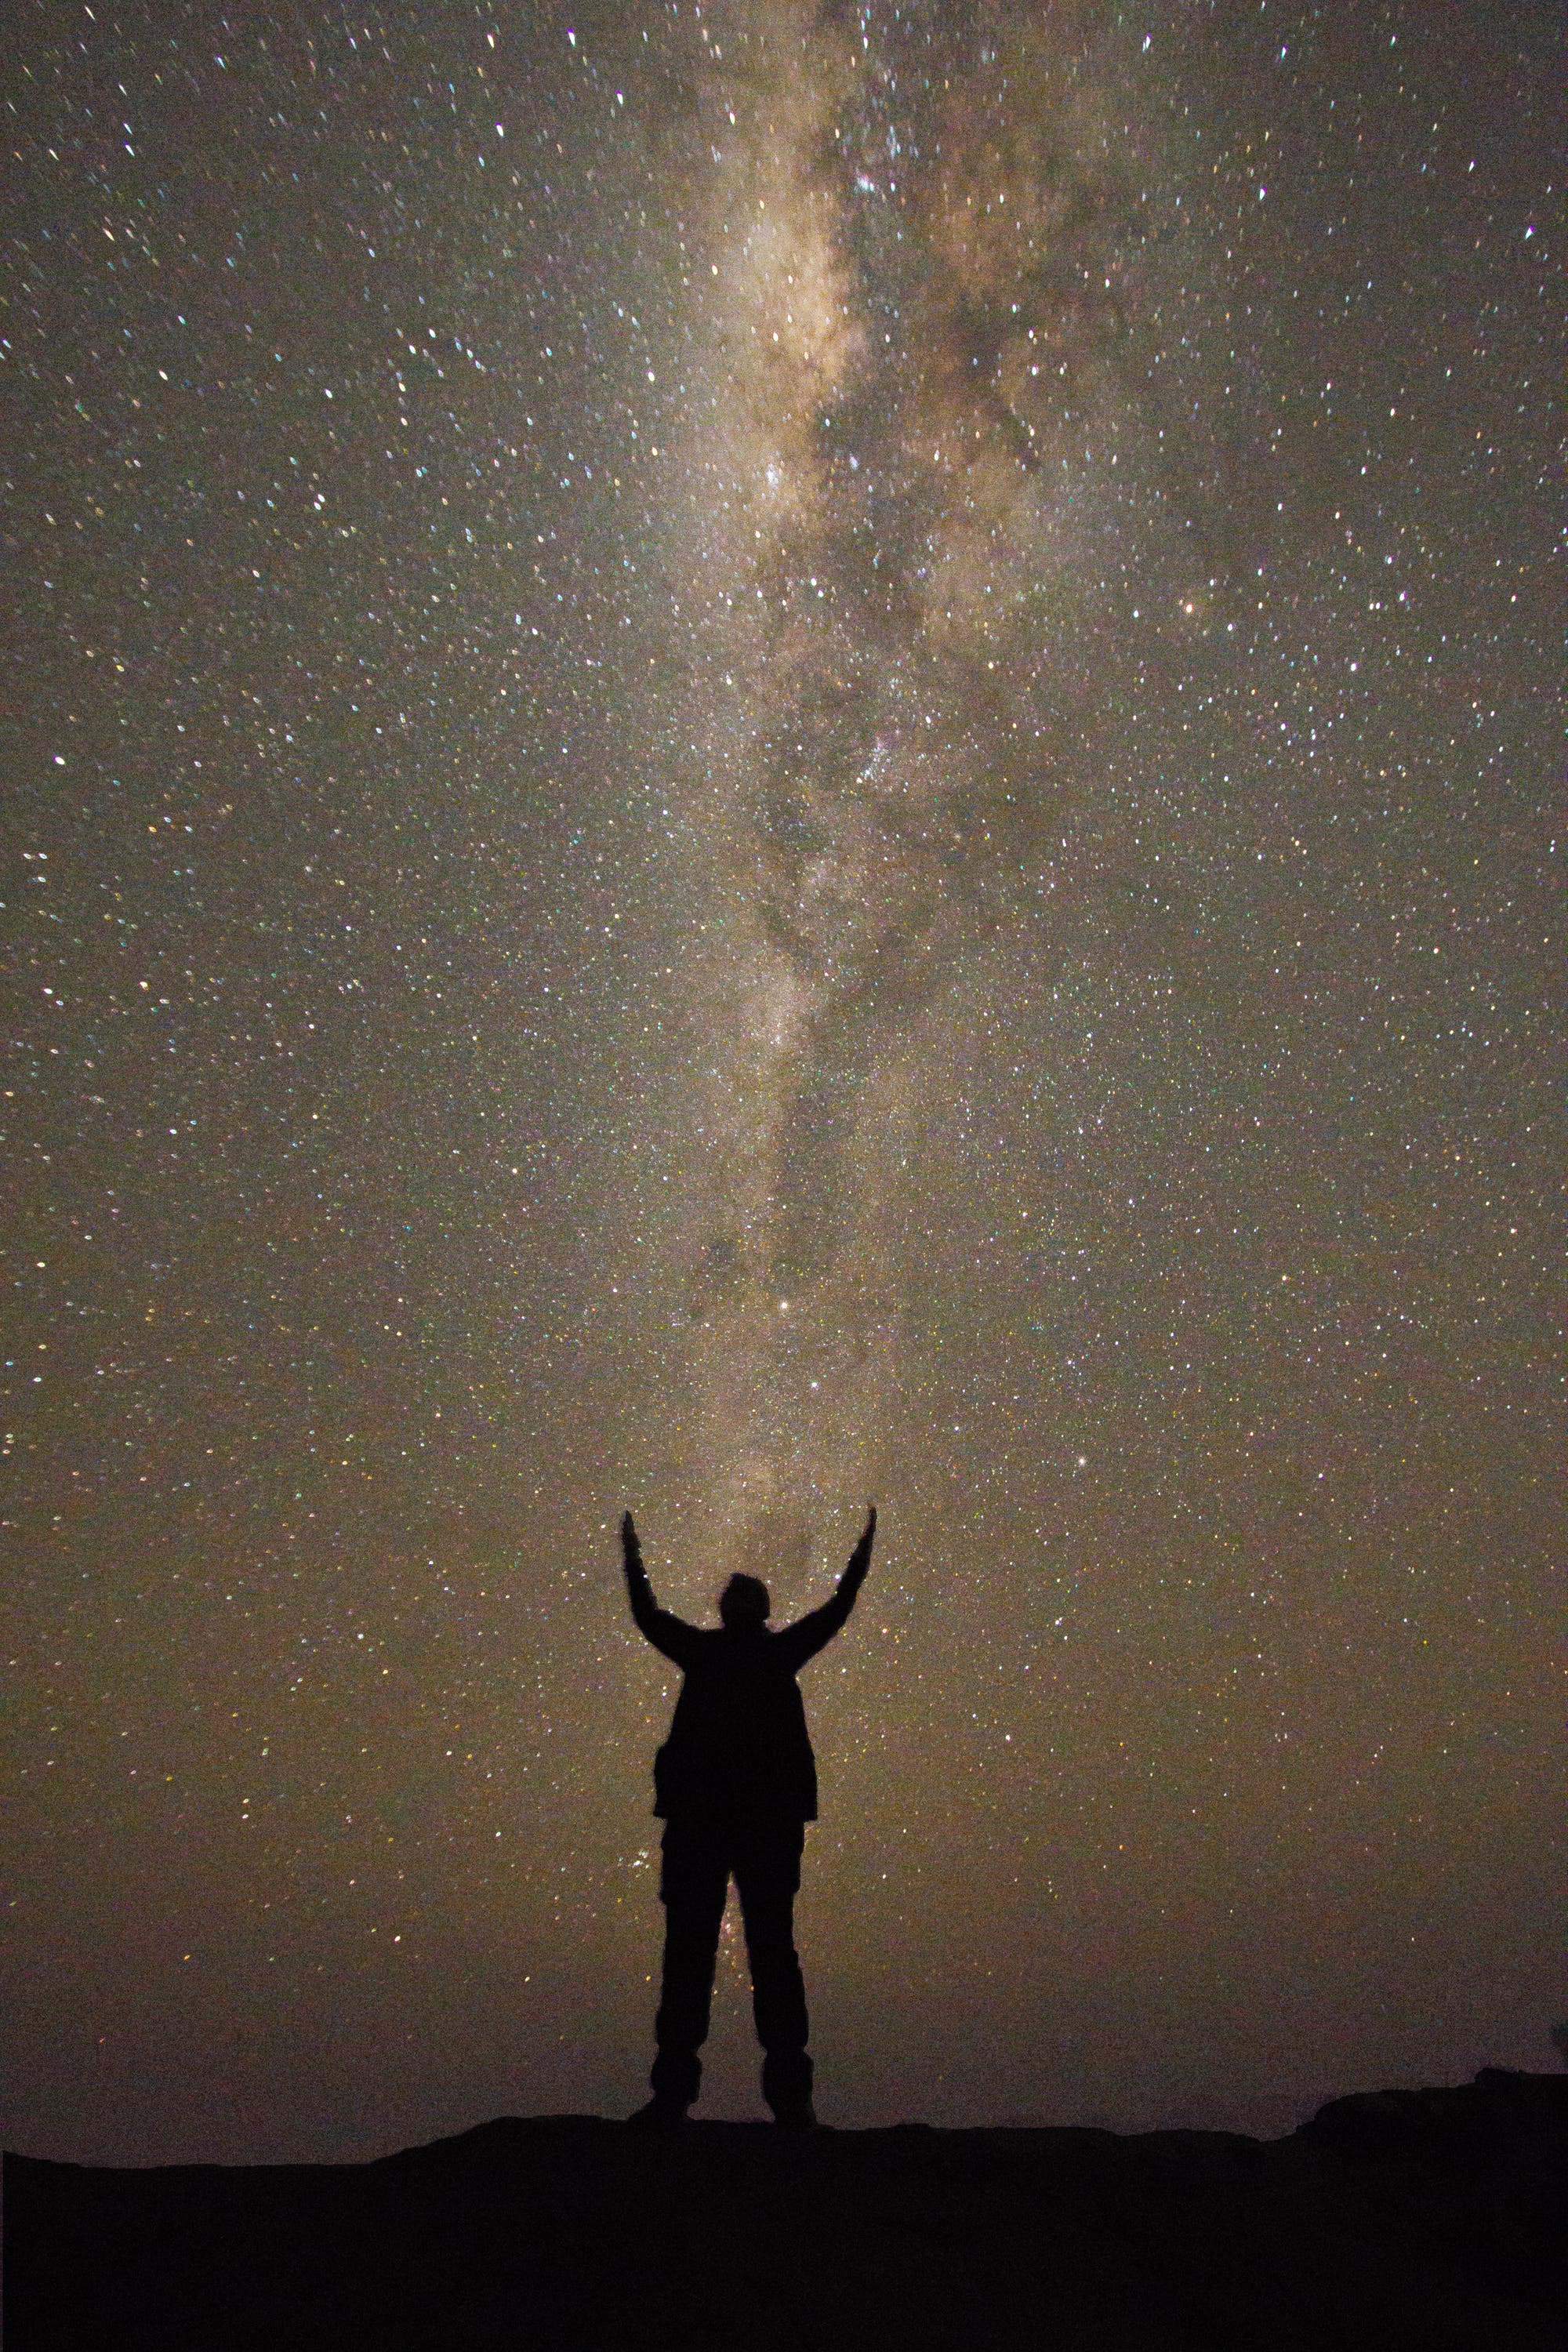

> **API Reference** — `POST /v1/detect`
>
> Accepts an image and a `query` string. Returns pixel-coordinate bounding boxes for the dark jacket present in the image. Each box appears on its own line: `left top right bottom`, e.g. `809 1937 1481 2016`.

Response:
624 1546 869 1823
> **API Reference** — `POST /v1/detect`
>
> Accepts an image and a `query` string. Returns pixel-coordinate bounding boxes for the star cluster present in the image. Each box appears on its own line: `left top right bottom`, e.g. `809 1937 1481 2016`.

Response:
3 1 1559 2160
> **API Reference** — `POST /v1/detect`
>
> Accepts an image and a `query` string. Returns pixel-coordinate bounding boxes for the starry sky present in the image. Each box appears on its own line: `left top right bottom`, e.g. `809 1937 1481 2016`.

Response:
5 0 1560 2163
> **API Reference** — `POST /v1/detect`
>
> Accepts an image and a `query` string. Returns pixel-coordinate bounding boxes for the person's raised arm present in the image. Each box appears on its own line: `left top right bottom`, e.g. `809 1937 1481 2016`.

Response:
620 1510 701 1668
774 1506 876 1670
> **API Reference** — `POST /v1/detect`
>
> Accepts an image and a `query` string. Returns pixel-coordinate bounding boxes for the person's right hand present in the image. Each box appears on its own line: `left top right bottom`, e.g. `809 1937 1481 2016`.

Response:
850 1504 876 1571
620 1509 641 1562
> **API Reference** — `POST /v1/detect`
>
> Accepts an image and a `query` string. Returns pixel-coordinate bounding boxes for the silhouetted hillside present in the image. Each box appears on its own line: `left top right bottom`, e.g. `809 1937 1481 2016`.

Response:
7 2068 1564 2349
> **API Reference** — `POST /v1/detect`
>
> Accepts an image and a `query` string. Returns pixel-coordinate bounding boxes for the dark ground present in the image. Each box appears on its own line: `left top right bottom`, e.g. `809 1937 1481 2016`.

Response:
6 2070 1565 2350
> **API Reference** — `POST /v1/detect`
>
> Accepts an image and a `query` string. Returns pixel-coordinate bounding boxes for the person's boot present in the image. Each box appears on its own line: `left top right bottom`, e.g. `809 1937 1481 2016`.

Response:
762 2049 815 2128
633 2045 700 2125
769 2091 817 2129
626 2094 690 2129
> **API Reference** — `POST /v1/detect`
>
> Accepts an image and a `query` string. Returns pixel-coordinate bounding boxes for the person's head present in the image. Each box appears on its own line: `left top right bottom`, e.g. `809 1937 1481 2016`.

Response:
718 1572 770 1632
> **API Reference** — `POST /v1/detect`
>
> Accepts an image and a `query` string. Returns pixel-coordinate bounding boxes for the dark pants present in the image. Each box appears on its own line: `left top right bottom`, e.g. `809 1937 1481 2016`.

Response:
651 1816 811 2114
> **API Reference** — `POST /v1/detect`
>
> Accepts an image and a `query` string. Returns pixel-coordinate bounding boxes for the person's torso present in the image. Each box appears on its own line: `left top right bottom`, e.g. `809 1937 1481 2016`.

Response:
655 1629 818 1820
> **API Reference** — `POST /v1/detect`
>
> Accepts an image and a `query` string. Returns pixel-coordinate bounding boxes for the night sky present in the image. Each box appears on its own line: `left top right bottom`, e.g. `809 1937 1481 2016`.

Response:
5 1 1560 2165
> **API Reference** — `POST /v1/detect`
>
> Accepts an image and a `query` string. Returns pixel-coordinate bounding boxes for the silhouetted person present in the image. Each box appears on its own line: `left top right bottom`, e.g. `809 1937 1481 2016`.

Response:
620 1504 876 2126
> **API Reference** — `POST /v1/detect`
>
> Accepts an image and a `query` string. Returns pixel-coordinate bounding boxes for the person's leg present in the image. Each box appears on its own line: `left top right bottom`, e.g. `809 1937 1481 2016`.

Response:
733 1822 812 2122
647 1820 728 2114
